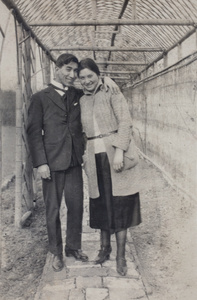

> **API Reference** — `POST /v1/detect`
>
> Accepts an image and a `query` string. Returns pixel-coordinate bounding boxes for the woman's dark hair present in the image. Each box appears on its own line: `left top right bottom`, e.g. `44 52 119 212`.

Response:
56 53 79 68
77 58 100 76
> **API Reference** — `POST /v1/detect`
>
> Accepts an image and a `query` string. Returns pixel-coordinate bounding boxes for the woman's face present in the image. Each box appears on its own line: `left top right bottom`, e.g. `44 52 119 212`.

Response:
78 68 99 92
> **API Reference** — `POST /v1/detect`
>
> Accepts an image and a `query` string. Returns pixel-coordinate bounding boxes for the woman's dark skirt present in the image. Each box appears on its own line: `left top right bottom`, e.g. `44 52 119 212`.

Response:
90 152 141 232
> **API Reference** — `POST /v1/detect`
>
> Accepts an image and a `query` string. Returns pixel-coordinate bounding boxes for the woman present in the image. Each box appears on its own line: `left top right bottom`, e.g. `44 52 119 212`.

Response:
78 58 141 276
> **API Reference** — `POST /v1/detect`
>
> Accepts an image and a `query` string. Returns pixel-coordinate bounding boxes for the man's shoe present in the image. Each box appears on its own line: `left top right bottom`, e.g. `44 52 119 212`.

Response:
52 254 64 272
94 245 112 264
65 249 88 262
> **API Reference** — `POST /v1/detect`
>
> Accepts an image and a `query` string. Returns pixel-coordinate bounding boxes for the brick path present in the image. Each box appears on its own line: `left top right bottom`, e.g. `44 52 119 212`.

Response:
34 176 150 300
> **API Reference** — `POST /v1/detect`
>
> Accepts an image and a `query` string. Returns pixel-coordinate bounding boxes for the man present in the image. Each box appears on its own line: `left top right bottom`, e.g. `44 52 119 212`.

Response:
27 53 118 272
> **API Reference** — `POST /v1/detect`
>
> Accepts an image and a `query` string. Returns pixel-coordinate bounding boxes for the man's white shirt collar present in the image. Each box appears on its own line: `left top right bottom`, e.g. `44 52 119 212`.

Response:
50 79 68 96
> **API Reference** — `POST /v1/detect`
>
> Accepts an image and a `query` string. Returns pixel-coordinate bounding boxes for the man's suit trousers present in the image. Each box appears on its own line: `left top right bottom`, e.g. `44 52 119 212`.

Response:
42 165 83 255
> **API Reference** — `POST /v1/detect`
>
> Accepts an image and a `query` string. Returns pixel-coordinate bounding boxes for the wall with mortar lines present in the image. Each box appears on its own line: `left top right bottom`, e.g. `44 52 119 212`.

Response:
124 53 197 200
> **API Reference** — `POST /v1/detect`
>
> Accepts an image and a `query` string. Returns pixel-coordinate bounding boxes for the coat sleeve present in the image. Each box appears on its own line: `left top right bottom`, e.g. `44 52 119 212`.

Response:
27 93 48 168
110 92 132 151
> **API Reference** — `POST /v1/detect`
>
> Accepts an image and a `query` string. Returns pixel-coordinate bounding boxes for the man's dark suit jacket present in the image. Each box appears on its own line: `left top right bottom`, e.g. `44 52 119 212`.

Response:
27 85 84 171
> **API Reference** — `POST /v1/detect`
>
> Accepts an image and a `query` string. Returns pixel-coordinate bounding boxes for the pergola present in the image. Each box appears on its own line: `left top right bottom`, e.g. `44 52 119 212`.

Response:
0 0 197 226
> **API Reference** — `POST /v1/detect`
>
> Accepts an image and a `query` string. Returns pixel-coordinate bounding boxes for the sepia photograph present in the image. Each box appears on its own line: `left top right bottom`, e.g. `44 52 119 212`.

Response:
0 1 197 299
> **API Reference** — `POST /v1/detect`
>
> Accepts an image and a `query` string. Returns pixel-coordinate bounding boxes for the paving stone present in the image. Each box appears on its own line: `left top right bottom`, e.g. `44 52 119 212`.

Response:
86 288 109 300
40 282 73 300
126 261 140 278
68 289 85 300
82 232 100 241
109 287 146 300
42 264 68 282
42 279 75 291
103 277 144 290
76 276 102 288
68 265 108 277
41 289 69 300
82 225 96 233
106 263 139 279
34 177 148 300
66 259 97 268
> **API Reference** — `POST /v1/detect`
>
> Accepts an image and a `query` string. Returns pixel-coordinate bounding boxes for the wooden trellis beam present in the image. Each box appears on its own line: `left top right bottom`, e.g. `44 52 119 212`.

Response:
142 27 197 72
1 0 55 62
96 61 147 65
15 22 23 227
0 26 5 38
100 70 138 74
50 46 163 52
108 0 129 61
101 76 130 80
29 19 197 27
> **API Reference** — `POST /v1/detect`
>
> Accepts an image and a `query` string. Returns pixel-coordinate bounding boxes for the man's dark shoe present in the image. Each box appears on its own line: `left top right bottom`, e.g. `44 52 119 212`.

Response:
94 245 112 264
52 254 64 272
65 249 88 262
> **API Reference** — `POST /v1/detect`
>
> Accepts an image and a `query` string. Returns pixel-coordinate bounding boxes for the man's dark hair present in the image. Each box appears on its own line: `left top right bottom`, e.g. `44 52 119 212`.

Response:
56 53 79 68
78 58 100 76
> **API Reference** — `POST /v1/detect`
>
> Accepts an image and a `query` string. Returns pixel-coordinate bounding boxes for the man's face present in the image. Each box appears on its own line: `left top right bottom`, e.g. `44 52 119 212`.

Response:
55 61 78 86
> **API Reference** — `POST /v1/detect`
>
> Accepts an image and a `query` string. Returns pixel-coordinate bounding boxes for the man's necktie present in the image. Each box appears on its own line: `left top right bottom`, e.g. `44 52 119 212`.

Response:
48 83 68 109
62 92 69 111
49 83 68 94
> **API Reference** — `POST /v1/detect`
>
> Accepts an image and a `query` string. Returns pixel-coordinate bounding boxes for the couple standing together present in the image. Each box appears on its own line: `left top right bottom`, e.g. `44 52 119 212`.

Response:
27 53 141 276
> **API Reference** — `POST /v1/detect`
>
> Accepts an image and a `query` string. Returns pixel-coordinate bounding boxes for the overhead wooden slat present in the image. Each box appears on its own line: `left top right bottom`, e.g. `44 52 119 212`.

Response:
2 0 197 75
141 26 197 72
1 0 56 62
50 46 164 52
108 0 130 61
100 70 138 74
96 61 147 65
29 18 197 27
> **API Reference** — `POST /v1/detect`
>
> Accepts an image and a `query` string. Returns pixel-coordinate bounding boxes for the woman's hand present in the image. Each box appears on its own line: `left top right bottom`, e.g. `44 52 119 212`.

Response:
103 76 120 94
113 148 124 172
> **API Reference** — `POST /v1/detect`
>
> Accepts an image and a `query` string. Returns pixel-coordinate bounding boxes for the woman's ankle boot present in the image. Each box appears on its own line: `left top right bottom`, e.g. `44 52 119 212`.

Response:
94 245 112 264
116 257 127 276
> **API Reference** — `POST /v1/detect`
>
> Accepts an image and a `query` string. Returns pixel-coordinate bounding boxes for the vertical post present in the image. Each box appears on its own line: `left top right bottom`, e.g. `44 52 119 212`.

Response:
163 53 168 68
196 28 197 49
43 52 51 87
0 89 2 268
15 23 23 227
177 43 182 61
31 38 37 202
24 32 31 101
31 38 37 93
91 0 97 60
0 10 12 90
24 31 33 208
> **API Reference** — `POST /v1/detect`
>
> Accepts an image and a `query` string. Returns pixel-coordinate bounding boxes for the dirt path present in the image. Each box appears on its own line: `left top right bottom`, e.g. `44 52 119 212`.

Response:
131 159 197 300
0 158 196 299
1 180 48 300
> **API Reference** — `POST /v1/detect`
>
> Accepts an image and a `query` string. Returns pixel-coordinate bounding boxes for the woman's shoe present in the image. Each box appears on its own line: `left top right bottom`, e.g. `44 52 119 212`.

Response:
94 245 112 264
116 257 127 276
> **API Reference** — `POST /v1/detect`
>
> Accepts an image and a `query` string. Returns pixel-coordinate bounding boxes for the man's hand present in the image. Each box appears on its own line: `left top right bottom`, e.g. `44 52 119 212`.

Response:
103 76 120 94
37 164 51 180
113 148 124 172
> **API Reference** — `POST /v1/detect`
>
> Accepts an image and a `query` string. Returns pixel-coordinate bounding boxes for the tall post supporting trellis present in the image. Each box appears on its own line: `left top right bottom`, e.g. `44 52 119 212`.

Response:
43 51 51 86
15 22 23 227
14 19 52 227
1 0 55 227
